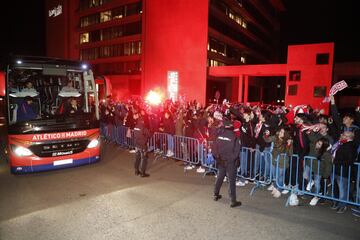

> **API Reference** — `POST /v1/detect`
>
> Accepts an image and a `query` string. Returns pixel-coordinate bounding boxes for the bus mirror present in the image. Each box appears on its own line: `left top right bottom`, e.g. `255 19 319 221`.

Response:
0 72 5 97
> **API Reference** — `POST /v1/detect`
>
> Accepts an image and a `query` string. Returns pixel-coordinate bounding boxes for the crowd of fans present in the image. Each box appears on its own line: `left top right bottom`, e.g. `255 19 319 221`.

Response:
100 96 360 214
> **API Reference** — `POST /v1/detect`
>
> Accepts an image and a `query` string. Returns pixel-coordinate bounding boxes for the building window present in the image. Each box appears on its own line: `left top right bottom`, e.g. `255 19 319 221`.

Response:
241 20 247 28
100 11 112 22
288 85 298 96
80 0 112 11
209 59 225 67
209 38 226 56
80 33 89 44
289 71 301 81
313 86 327 97
112 6 124 19
316 53 329 65
226 9 246 29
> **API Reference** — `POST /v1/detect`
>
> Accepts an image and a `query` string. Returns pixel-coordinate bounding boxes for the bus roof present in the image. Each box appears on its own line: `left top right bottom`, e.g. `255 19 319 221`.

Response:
8 56 88 70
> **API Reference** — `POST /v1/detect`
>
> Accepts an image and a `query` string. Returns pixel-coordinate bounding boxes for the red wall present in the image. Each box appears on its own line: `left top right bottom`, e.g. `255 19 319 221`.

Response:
142 0 209 104
285 43 334 112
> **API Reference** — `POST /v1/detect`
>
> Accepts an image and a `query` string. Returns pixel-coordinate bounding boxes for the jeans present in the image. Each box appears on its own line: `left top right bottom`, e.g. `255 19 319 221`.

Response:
166 134 174 153
335 175 349 207
273 165 284 190
239 149 249 180
255 146 272 180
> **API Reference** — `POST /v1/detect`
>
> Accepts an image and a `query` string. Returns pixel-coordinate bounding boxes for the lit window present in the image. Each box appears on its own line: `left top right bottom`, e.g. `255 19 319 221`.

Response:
80 32 89 44
241 20 247 28
100 11 111 22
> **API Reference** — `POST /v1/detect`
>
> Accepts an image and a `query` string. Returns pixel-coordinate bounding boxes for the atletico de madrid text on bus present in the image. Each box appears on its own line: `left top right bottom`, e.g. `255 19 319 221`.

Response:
32 131 88 141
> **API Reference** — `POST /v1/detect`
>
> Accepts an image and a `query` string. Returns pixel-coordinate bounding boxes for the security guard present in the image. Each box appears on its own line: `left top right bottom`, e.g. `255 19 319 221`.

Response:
212 119 242 207
133 112 151 177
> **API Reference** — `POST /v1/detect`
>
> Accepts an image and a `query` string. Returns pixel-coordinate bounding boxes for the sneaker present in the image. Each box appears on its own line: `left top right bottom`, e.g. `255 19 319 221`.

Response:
330 202 339 210
281 189 289 195
140 173 150 177
245 180 249 184
184 165 193 170
236 180 246 187
213 194 222 201
230 201 242 208
289 193 299 206
129 149 136 153
196 167 206 173
336 206 347 214
166 150 174 157
306 180 315 191
223 176 228 182
267 184 274 191
309 196 320 206
272 188 281 198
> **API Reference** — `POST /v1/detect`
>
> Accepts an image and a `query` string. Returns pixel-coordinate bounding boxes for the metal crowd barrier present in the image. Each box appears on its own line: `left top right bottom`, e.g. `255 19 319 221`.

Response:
100 123 135 148
201 140 218 177
149 132 202 167
274 153 360 207
100 125 360 209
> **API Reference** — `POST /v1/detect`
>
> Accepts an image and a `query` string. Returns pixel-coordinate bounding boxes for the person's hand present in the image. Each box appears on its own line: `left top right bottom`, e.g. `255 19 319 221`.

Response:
330 95 335 105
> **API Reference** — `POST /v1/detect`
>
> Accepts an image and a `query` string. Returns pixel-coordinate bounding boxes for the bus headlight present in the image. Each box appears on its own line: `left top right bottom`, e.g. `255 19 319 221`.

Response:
13 146 33 157
87 139 99 148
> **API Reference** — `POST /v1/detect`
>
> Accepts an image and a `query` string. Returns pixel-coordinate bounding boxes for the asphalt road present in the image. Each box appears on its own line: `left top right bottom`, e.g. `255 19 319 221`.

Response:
0 142 359 240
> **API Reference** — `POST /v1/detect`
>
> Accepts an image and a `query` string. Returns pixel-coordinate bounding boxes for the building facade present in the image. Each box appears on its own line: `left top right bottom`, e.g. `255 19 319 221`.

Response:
46 0 287 103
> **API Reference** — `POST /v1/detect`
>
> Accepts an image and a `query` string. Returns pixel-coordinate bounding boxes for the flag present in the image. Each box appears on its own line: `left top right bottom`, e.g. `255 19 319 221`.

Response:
323 80 348 103
329 80 348 96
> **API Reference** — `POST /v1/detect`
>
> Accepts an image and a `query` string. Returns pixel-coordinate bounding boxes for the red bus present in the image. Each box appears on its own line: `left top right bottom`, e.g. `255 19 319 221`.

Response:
0 56 101 173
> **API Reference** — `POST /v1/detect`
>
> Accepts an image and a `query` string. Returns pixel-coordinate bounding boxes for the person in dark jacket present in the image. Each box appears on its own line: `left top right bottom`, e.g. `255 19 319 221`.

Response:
212 120 242 208
17 96 37 122
65 98 82 116
254 110 272 180
133 113 151 177
331 131 357 213
161 111 175 157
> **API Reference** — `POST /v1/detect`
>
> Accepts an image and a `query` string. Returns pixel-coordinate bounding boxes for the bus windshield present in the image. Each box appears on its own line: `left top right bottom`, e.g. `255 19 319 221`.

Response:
7 67 97 126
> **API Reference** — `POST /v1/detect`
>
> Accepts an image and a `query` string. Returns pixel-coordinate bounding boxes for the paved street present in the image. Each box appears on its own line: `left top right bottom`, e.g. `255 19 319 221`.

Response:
0 142 359 240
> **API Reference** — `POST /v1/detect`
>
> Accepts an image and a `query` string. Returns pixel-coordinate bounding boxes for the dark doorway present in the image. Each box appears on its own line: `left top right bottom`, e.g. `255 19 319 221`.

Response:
206 77 233 104
248 76 286 104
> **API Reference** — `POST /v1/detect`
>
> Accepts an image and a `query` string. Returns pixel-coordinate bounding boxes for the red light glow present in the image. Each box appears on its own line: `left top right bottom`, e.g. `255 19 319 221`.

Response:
145 90 163 105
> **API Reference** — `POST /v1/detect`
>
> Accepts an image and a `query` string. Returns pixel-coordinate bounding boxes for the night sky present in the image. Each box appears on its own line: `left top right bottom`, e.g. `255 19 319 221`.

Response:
0 0 359 67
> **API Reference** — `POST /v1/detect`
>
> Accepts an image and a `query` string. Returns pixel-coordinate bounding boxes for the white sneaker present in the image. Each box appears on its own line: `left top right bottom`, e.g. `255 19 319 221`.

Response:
281 189 289 194
267 184 274 191
196 167 206 173
306 180 315 191
166 151 174 157
184 165 193 170
236 180 246 187
224 176 228 182
191 165 196 169
245 180 249 184
309 196 320 206
129 149 136 153
289 193 299 206
272 188 281 198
